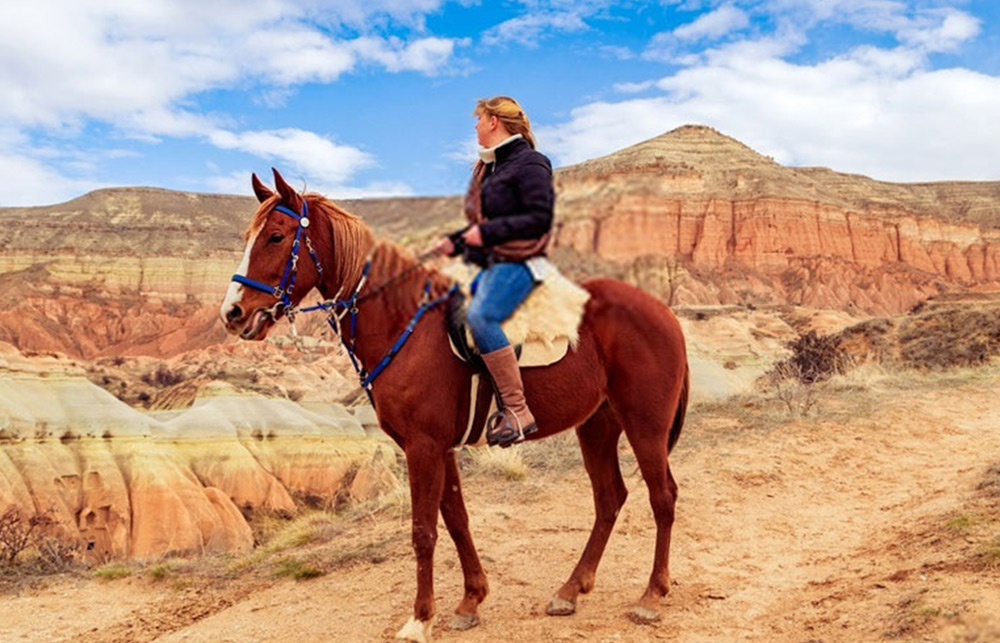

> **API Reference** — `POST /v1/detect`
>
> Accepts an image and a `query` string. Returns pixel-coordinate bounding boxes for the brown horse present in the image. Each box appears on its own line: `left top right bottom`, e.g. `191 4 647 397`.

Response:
220 169 689 642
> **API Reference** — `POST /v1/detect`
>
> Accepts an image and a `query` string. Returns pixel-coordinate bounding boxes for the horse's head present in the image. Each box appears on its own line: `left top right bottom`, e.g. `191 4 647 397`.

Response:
220 168 323 340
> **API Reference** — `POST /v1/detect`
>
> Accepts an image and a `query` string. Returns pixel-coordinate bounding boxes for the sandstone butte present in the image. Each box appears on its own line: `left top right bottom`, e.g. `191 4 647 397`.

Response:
0 342 397 561
554 125 1000 313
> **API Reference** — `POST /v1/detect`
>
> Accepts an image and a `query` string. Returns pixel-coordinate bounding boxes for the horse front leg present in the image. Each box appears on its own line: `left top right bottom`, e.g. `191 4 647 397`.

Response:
440 451 488 630
396 438 447 643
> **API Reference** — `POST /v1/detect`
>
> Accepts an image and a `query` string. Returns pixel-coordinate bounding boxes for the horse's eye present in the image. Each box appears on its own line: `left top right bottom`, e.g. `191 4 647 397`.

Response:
268 233 284 244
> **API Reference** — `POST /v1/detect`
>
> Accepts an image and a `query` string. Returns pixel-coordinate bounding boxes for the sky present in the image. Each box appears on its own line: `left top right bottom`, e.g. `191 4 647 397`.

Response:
2 0 999 206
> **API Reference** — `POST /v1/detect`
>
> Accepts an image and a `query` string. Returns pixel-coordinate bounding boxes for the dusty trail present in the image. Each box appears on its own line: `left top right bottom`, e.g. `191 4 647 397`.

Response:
3 378 999 643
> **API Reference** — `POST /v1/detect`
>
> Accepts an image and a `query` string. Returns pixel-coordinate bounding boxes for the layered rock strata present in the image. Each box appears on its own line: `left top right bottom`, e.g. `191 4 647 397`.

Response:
0 344 394 561
553 125 1000 314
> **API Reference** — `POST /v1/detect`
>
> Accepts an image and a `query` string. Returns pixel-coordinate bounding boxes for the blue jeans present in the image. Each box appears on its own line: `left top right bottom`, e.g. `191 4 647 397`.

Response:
467 262 536 353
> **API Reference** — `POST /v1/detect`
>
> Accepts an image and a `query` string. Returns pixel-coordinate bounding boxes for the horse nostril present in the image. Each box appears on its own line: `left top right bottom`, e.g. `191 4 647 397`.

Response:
226 305 243 322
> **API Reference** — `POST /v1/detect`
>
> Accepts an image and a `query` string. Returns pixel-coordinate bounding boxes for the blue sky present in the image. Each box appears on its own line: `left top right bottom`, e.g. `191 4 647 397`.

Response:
2 0 999 206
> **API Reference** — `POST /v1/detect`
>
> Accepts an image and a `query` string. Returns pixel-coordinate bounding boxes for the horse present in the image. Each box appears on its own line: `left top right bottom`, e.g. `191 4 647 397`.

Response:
220 168 689 642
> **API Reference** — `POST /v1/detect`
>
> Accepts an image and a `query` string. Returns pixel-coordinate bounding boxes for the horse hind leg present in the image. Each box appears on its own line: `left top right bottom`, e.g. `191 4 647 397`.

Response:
547 402 627 616
439 452 488 631
616 403 679 624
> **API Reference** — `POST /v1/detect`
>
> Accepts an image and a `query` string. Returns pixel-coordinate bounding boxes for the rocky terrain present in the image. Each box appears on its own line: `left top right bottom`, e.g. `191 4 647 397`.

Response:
0 342 395 561
2 365 998 643
0 189 461 359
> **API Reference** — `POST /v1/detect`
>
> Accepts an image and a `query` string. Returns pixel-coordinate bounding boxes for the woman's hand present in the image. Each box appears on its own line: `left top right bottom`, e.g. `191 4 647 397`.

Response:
462 225 484 247
427 237 455 256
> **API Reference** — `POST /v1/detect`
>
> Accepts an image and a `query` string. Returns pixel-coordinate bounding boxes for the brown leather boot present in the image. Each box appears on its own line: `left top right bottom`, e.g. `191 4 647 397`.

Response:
482 345 537 447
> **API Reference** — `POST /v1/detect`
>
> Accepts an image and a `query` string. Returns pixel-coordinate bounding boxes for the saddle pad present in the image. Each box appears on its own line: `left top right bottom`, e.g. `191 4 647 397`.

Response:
448 334 569 368
441 259 590 349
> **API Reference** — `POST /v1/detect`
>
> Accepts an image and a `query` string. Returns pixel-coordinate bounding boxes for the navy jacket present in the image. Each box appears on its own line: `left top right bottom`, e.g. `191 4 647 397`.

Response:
451 137 555 265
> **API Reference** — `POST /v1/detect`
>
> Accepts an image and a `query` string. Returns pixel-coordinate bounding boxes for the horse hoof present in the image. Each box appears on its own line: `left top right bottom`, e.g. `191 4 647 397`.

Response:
546 597 576 616
395 616 433 642
448 613 480 631
627 606 661 625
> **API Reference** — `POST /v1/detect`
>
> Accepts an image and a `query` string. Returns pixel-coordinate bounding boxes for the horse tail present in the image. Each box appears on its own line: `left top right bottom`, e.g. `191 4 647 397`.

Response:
667 362 689 453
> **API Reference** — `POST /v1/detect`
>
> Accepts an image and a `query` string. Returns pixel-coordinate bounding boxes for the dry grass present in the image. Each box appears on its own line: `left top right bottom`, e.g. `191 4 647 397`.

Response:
273 557 326 580
977 464 1000 498
232 510 339 573
899 307 1000 369
462 446 529 481
93 564 133 581
458 433 585 481
975 536 1000 570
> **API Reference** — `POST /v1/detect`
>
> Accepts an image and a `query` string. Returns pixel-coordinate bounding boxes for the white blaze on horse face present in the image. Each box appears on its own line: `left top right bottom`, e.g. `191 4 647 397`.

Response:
220 229 259 325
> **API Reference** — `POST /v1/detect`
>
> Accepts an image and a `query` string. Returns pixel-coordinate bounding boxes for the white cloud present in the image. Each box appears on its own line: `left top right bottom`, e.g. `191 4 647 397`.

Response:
328 180 416 198
0 4 465 131
897 8 981 53
541 7 1000 182
673 4 749 41
0 129 104 206
645 4 750 61
481 12 589 47
613 80 658 93
207 129 375 186
597 45 636 60
352 36 468 72
205 169 257 197
202 128 416 198
0 1 463 205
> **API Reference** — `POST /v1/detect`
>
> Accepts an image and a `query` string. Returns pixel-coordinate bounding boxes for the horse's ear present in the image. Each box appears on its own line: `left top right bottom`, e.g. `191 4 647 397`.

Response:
251 172 274 203
272 167 303 211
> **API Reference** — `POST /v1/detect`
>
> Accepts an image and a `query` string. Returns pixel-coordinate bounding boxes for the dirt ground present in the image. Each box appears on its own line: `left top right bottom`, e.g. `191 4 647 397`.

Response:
2 370 999 643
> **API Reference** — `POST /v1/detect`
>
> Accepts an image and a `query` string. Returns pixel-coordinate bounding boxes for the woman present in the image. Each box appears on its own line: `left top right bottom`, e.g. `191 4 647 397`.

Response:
433 95 555 447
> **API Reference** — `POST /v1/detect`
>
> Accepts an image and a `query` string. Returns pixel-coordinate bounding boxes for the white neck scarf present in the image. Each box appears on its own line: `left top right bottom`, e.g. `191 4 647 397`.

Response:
478 133 523 164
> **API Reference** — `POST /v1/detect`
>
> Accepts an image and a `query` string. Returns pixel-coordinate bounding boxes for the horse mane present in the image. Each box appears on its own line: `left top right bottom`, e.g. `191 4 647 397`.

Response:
244 191 451 312
365 240 454 315
303 193 376 300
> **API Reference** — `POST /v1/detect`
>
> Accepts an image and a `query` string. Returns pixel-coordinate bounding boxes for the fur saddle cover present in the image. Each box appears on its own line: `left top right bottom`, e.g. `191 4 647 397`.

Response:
442 259 590 448
443 259 590 368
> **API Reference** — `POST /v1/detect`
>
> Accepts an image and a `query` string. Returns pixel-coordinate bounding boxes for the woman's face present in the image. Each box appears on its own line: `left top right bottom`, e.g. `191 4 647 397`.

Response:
475 110 495 147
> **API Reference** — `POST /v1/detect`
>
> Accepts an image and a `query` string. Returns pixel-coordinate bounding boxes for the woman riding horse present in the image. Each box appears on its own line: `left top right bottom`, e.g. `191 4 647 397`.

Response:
221 137 688 642
433 95 554 448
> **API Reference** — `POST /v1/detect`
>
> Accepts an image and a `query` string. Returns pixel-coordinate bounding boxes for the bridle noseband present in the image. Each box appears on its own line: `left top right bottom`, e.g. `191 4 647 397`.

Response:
231 201 327 317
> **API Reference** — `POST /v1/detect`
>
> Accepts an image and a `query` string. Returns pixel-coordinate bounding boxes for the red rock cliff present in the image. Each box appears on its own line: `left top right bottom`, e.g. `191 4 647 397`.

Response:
553 125 1000 314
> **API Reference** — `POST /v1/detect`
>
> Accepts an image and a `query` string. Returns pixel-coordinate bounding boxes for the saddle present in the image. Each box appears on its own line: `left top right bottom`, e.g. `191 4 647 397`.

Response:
444 264 590 448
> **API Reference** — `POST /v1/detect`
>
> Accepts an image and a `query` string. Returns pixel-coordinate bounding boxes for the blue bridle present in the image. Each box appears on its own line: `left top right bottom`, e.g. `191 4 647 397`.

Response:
231 201 325 312
230 199 456 406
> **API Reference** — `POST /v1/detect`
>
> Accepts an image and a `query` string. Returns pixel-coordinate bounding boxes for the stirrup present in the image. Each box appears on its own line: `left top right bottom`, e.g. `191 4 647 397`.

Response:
486 410 536 448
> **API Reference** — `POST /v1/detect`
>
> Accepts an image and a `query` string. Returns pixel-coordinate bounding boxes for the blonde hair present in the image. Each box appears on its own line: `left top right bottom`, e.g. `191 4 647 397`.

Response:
474 96 536 149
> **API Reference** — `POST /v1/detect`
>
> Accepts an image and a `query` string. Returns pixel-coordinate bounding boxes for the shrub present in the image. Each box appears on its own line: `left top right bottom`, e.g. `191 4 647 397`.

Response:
141 366 185 388
0 508 56 567
784 331 852 384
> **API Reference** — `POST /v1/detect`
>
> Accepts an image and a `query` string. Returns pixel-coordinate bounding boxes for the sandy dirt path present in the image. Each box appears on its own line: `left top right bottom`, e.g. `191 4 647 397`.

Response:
3 377 999 643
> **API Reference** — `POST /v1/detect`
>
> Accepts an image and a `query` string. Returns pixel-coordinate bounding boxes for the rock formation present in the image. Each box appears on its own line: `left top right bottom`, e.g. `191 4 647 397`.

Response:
1 128 998 357
553 125 1000 314
0 188 462 359
0 344 395 561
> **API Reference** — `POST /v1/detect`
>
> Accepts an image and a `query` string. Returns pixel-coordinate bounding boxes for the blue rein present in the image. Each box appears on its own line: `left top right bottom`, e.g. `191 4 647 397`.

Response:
231 200 457 405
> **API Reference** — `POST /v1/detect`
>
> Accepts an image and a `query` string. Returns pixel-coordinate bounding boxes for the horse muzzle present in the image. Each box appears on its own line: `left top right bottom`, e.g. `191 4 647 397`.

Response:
239 307 275 340
220 302 276 340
